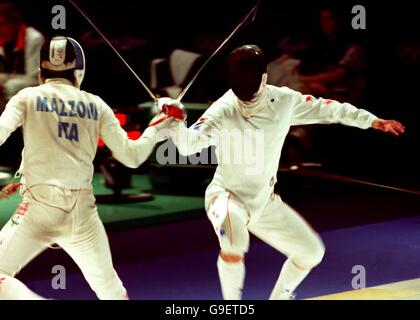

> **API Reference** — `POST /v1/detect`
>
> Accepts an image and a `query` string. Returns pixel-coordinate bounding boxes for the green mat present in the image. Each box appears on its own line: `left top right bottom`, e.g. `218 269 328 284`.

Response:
0 174 205 230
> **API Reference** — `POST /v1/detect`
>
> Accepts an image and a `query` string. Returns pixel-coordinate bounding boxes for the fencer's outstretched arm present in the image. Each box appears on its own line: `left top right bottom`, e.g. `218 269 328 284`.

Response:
0 92 160 168
290 90 405 135
291 90 377 129
99 102 159 168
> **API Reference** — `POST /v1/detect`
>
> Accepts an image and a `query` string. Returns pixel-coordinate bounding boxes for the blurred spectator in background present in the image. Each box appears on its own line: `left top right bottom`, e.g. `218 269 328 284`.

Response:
298 7 366 105
268 7 367 164
148 34 229 103
268 7 366 106
267 36 307 92
0 2 44 112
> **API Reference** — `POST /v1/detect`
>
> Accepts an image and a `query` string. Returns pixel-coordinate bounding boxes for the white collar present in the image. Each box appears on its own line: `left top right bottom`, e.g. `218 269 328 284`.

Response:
45 78 75 86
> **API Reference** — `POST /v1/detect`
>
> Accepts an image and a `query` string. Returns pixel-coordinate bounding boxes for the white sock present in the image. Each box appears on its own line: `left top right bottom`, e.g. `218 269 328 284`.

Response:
0 275 46 300
269 259 310 300
217 256 245 300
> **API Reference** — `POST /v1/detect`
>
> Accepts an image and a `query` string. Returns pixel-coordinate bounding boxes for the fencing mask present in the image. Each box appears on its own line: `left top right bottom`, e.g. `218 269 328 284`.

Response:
40 36 85 88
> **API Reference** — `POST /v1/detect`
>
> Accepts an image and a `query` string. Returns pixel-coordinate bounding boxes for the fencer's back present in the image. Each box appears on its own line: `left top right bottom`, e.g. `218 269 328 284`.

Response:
19 81 105 190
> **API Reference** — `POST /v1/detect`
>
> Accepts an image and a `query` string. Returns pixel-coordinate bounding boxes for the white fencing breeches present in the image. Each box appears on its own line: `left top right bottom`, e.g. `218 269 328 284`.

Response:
207 190 325 269
0 186 127 300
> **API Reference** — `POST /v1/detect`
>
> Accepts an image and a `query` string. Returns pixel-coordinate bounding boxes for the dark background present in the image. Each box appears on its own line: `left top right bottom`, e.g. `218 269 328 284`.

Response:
3 0 420 189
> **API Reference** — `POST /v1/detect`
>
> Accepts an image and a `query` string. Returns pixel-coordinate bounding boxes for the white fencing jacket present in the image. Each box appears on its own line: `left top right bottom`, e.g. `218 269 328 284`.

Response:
0 79 158 190
171 85 377 217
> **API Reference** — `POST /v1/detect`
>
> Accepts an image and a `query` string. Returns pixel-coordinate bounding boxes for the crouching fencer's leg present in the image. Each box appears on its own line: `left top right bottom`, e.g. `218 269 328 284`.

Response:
0 200 52 300
249 199 325 300
0 274 46 300
57 193 128 300
208 193 250 300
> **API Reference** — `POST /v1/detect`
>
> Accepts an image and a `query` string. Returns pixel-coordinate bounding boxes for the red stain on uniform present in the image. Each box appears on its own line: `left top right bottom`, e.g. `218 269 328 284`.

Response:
324 99 333 105
0 277 5 284
305 96 312 102
16 203 29 216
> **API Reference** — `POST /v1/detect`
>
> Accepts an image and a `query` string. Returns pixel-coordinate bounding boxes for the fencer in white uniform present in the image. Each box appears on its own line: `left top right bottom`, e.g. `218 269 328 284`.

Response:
166 45 405 299
0 36 173 300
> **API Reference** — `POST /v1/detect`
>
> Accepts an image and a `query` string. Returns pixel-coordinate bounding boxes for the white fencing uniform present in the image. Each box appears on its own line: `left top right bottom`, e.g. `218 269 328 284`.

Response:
170 85 377 298
0 79 159 299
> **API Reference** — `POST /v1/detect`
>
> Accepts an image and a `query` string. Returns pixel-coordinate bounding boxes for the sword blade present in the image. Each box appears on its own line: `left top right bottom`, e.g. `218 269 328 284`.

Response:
68 0 157 101
177 0 261 101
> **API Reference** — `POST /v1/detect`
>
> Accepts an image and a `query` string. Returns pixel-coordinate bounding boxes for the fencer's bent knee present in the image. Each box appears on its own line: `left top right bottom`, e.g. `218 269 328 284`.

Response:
311 238 326 266
293 237 325 270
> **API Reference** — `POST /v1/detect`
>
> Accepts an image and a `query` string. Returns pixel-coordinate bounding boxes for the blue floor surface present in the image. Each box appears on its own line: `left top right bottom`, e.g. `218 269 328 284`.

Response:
24 215 420 300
